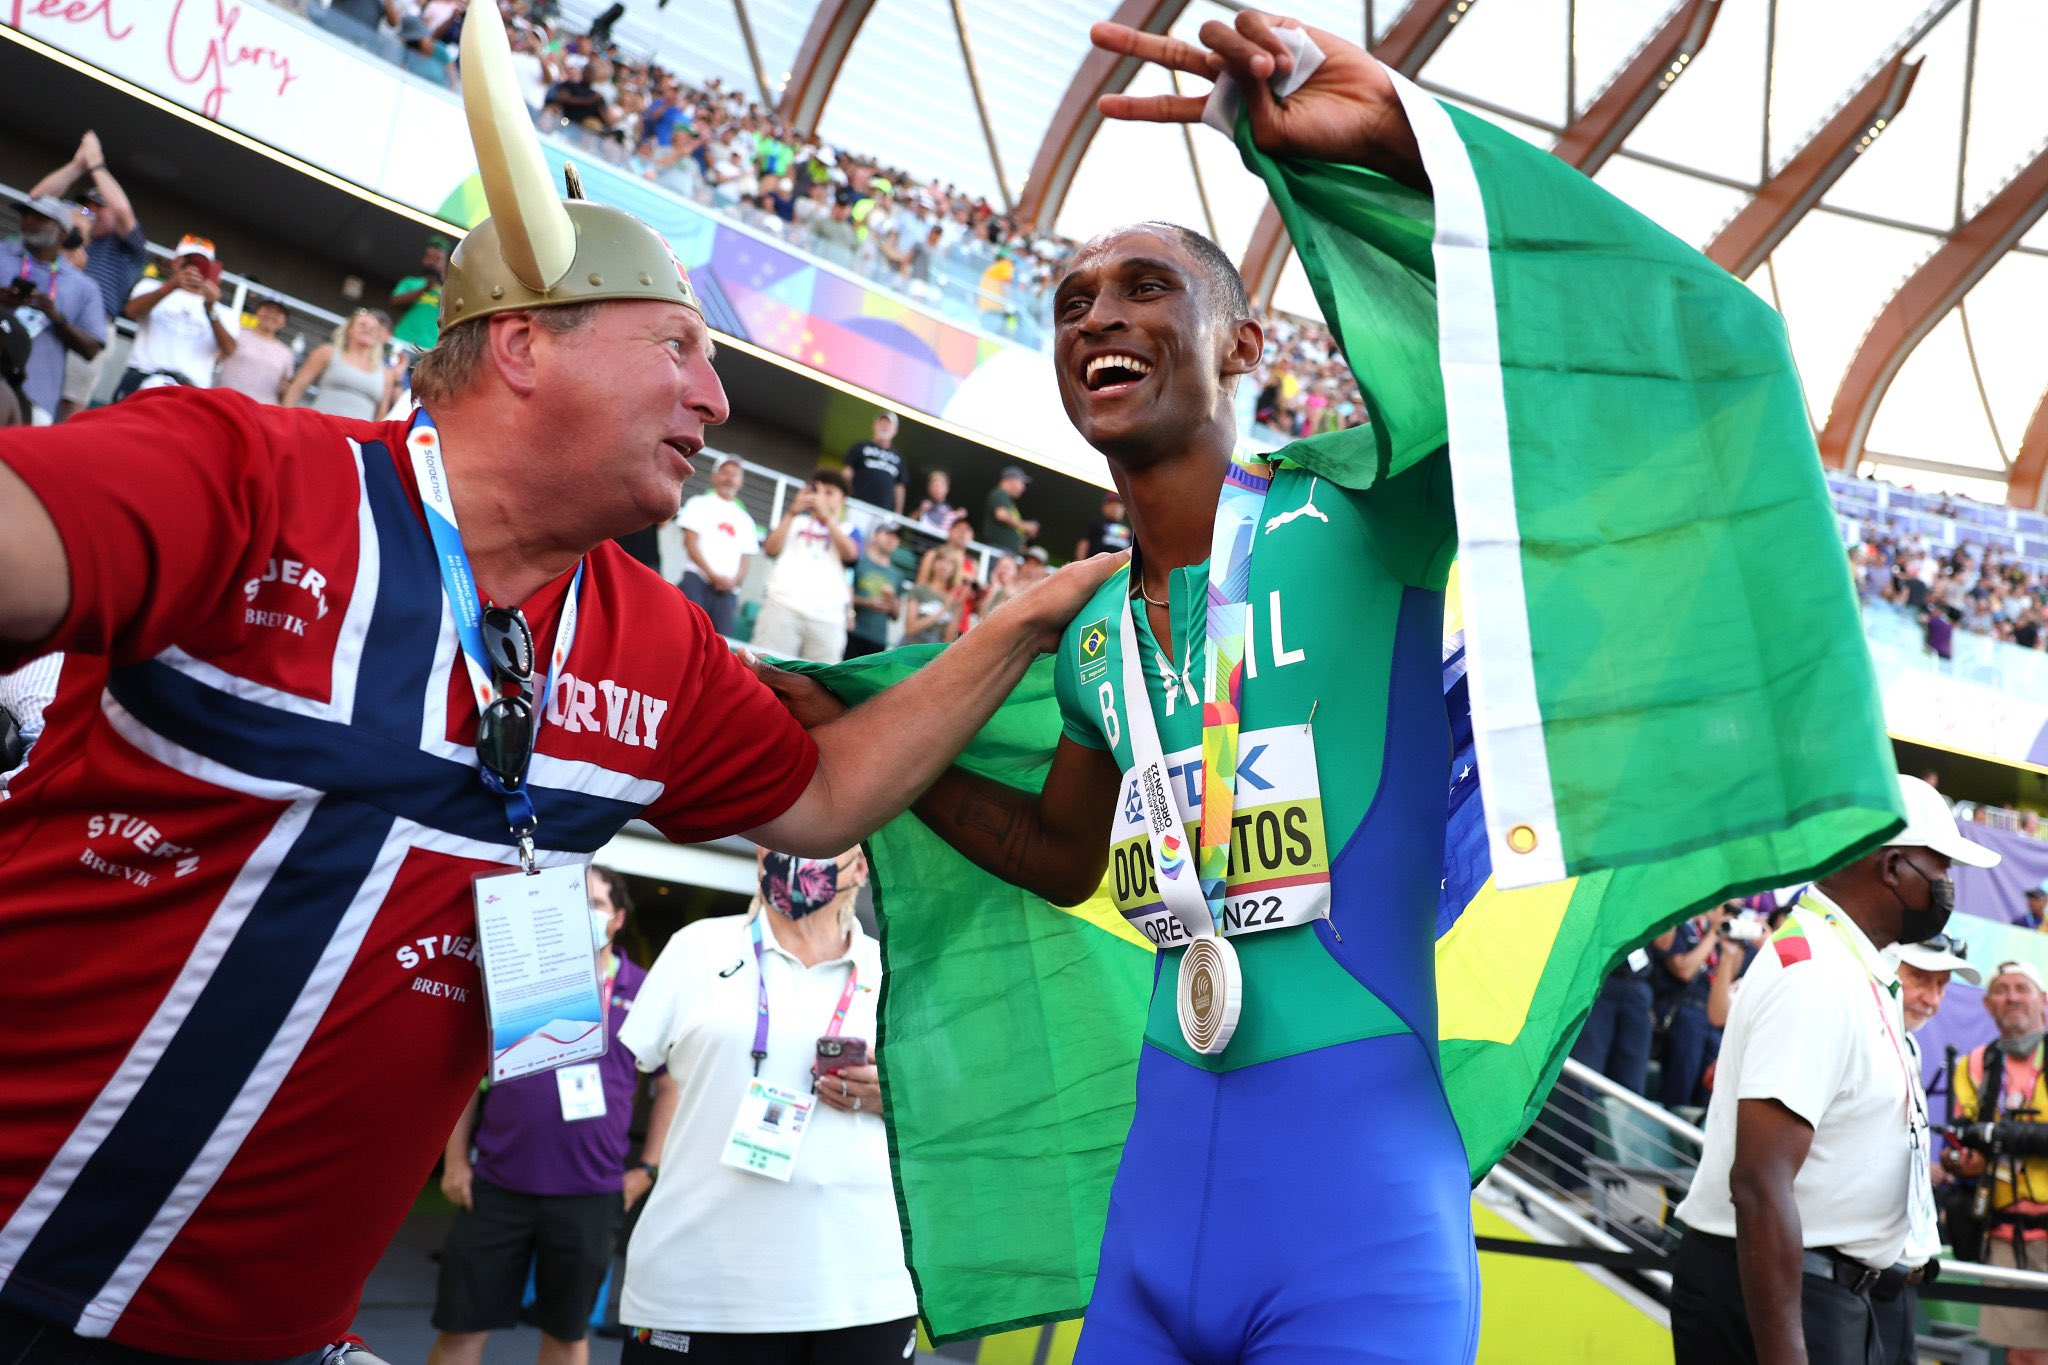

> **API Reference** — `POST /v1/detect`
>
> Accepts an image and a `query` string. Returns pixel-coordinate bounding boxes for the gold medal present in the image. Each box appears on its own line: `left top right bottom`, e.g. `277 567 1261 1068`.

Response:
1176 936 1242 1055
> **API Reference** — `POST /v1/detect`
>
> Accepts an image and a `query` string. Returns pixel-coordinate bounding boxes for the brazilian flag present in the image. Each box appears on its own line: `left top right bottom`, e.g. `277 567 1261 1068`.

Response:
802 72 1901 1344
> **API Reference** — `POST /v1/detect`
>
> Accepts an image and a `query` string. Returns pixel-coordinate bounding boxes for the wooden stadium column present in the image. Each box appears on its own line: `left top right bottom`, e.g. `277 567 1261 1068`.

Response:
2012 387 2048 511
777 0 878 135
1015 0 1192 234
1707 53 1922 279
1239 0 1475 309
1552 0 1721 174
1818 147 2048 472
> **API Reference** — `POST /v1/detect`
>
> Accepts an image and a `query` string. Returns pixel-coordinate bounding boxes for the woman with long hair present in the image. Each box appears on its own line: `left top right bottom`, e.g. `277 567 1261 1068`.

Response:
282 308 398 420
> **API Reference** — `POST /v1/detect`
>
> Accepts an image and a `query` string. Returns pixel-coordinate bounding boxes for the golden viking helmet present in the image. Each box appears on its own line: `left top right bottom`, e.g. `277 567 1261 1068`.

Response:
440 0 700 332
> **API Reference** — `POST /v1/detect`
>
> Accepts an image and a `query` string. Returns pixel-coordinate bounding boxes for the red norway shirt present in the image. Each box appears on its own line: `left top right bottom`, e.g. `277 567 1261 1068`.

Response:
0 390 818 1357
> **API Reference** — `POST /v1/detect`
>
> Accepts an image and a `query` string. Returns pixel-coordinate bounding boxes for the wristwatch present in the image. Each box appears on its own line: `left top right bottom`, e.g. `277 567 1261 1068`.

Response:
628 1160 658 1180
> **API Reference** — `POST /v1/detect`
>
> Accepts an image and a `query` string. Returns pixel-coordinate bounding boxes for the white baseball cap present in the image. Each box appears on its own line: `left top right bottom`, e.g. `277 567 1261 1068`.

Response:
1888 938 1981 986
1887 775 2000 869
1990 960 2046 993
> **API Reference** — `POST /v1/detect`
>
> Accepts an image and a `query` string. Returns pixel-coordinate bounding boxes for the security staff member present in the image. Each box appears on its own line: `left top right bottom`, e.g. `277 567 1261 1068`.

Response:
1947 958 2048 1364
1669 775 2000 1365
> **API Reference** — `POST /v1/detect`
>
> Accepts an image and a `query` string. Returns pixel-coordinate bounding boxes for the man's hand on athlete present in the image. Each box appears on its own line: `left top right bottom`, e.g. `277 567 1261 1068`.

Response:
1090 10 1424 185
747 550 1130 732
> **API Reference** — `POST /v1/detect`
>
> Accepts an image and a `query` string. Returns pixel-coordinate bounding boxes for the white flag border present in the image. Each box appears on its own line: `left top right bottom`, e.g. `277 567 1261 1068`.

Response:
1385 71 1567 889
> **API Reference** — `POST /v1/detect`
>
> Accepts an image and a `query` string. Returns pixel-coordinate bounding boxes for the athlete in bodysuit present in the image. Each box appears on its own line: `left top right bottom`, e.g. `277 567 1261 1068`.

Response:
759 16 1477 1362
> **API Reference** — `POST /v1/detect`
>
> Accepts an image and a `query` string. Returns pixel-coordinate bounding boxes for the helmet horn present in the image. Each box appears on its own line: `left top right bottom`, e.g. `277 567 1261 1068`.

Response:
460 0 575 292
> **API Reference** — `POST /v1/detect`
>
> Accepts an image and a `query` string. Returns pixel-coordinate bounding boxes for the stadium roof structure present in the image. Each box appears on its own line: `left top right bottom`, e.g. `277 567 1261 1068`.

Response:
567 0 2048 508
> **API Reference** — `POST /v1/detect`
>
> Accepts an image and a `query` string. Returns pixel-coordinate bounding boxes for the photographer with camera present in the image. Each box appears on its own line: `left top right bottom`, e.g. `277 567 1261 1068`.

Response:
1946 958 2048 1362
117 235 235 399
390 235 453 352
615 848 917 1364
2 196 107 425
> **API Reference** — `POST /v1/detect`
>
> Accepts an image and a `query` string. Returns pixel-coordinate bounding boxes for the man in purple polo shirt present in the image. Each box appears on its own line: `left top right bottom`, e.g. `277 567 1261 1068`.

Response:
429 867 678 1365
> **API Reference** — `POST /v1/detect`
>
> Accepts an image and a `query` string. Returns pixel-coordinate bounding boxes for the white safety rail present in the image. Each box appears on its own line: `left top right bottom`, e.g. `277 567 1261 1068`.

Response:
1492 1057 1703 1264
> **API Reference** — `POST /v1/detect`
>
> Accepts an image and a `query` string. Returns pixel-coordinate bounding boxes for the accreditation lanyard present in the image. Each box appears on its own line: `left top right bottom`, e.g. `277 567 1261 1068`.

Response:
746 911 859 1077
406 408 584 867
1815 906 1928 1141
1117 454 1275 939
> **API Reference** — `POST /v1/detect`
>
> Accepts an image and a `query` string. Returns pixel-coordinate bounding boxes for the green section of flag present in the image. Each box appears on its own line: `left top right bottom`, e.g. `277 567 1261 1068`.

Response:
789 648 1152 1343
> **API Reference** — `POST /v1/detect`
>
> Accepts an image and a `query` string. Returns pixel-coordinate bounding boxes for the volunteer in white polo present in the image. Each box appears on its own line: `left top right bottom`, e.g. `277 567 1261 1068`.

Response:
616 847 916 1365
1670 774 2000 1365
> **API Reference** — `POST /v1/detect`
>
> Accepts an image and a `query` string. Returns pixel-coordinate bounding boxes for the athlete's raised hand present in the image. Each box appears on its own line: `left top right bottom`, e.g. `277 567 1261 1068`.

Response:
1091 11 1423 185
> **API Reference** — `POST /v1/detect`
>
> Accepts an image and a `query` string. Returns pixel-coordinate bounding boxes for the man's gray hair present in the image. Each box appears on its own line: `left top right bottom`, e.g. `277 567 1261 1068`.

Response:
409 302 602 406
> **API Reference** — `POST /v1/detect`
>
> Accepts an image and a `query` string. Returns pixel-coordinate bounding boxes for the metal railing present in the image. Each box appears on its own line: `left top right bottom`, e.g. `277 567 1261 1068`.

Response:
1493 1057 1704 1263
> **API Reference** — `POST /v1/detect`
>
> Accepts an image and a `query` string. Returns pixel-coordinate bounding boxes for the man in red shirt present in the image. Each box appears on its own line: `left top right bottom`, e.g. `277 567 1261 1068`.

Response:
0 9 1117 1361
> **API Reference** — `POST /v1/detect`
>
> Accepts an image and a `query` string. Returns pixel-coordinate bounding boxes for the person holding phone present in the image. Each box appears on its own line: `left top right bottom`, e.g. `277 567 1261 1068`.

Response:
615 847 913 1364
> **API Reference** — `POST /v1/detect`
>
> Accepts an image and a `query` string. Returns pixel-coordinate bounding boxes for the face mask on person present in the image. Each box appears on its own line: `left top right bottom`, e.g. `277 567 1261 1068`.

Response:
760 852 840 920
1892 850 1956 944
19 221 61 253
589 908 613 949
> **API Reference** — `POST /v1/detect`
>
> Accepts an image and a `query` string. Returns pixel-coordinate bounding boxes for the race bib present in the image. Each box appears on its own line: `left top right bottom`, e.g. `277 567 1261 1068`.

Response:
720 1079 815 1181
1107 724 1330 947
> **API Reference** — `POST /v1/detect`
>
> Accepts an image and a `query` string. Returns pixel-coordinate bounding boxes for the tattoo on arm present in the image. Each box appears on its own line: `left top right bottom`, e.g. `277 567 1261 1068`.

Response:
941 777 1039 883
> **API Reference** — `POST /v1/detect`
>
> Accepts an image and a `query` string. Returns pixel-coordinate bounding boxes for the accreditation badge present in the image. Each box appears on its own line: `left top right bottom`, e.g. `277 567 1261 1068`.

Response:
473 864 607 1083
555 1062 607 1121
720 1079 816 1181
1106 724 1332 949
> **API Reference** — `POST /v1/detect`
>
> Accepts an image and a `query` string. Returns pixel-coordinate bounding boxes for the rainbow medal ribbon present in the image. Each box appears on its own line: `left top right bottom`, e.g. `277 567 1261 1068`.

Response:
1117 453 1274 1054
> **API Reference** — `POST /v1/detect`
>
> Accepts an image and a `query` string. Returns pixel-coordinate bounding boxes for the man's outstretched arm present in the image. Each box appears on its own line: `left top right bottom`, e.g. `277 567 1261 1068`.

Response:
750 658 1118 903
745 554 1126 859
0 463 68 650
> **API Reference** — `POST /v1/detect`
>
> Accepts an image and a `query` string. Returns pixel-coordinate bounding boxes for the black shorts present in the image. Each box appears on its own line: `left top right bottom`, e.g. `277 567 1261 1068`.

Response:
433 1177 621 1343
619 1317 918 1365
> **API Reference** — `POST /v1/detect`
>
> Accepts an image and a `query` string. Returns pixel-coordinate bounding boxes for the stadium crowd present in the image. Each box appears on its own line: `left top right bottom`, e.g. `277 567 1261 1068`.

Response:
1852 525 2048 655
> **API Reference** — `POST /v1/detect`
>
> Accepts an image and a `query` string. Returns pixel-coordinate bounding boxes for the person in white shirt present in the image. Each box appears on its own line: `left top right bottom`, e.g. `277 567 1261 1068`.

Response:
117 236 236 397
1670 775 2000 1365
675 457 759 637
617 848 916 1365
752 468 857 664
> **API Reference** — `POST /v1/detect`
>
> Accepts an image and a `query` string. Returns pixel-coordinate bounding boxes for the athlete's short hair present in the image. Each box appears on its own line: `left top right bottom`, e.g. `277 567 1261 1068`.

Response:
1133 221 1252 326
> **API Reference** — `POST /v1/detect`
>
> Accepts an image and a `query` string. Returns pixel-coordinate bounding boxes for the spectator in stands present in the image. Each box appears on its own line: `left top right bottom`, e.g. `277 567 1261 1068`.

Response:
309 0 401 55
1651 904 1730 1111
283 308 398 420
843 410 906 516
2027 880 2048 929
1018 545 1051 586
804 199 860 268
848 524 906 659
429 866 675 1365
1921 601 1958 665
390 236 453 352
676 456 758 637
1077 489 1132 559
974 553 1019 623
1947 959 2048 1361
755 467 857 663
212 297 297 404
118 236 234 398
978 248 1015 332
30 131 141 418
1 196 105 424
982 467 1036 556
903 546 967 647
913 468 959 533
1572 951 1658 1100
544 57 611 131
918 514 975 585
396 14 456 84
616 849 916 1364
